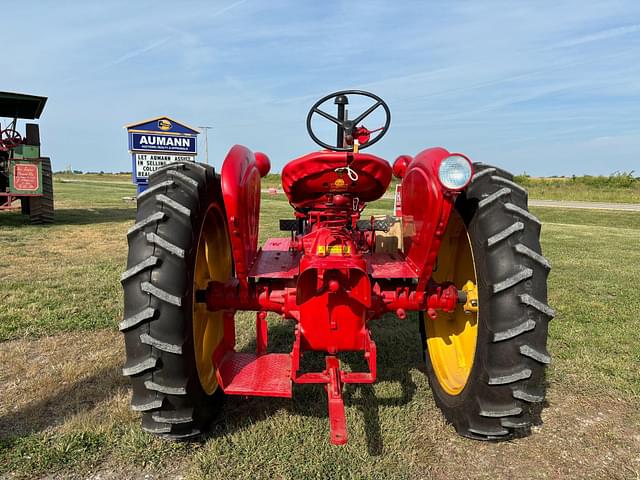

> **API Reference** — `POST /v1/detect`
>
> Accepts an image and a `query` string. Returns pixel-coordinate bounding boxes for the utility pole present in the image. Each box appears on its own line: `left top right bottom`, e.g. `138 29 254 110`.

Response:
198 126 212 165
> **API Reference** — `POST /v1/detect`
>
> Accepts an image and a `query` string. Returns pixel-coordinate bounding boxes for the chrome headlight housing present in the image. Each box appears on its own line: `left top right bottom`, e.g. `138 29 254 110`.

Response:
438 155 473 190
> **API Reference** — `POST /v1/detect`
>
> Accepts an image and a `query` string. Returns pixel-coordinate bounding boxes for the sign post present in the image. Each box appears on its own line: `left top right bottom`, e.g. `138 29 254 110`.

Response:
125 116 199 194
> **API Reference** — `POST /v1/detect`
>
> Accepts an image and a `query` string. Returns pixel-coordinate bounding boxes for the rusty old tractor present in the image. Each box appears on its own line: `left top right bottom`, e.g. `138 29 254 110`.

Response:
0 92 53 224
121 90 553 444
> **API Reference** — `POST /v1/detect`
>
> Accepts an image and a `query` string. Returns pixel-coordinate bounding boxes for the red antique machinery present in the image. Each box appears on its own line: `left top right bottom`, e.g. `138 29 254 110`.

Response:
121 90 553 444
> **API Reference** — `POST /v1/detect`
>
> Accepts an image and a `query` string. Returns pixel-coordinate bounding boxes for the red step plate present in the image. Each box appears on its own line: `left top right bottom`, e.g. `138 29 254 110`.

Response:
216 352 293 398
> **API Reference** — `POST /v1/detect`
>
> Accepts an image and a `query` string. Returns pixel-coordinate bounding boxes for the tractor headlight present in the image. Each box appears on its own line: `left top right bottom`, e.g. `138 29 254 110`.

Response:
438 155 473 190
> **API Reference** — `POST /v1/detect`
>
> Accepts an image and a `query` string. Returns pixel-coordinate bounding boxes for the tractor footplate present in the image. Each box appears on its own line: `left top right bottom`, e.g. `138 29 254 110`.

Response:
248 238 301 279
366 252 419 279
216 352 292 398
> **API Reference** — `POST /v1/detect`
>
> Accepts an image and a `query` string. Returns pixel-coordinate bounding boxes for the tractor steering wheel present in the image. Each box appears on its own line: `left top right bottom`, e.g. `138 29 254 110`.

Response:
306 90 391 152
0 128 22 148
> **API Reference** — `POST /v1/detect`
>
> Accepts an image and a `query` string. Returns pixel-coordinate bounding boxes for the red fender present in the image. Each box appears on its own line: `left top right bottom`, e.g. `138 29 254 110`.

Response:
220 145 265 287
400 147 458 292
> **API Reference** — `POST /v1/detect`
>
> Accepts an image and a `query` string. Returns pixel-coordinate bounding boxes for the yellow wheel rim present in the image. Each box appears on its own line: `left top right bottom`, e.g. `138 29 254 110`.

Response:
426 210 478 395
192 203 232 395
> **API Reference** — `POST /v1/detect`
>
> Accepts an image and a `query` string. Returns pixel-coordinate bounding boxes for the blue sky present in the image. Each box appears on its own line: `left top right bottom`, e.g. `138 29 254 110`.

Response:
4 1 640 176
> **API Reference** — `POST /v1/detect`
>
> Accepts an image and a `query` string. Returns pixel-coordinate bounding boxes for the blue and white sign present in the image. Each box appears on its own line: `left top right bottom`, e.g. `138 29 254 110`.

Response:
129 132 197 154
134 153 194 179
125 116 200 193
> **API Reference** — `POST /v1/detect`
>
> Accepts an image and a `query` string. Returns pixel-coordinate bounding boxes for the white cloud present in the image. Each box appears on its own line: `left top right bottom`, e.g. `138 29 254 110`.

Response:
555 23 640 48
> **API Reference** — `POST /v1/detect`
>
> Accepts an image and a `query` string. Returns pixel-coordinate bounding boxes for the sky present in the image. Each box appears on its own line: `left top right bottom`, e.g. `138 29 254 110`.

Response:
4 0 640 176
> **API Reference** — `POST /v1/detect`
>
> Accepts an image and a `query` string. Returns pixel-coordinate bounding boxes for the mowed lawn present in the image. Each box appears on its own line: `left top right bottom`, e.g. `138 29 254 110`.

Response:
0 175 639 479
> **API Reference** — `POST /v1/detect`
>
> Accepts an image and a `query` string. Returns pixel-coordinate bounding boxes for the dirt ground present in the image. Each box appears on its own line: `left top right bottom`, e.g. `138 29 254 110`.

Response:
1 330 638 480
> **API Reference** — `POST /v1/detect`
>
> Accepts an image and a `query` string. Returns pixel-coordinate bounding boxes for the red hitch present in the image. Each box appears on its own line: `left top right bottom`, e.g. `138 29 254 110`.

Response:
326 356 347 445
200 278 461 444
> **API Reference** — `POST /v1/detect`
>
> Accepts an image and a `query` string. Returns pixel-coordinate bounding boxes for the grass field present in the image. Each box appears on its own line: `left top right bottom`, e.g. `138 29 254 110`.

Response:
1 175 639 479
56 171 640 204
259 172 640 204
515 175 640 204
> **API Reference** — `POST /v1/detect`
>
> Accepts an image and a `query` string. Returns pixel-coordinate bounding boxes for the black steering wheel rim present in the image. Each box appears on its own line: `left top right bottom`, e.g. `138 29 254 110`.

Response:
306 90 391 151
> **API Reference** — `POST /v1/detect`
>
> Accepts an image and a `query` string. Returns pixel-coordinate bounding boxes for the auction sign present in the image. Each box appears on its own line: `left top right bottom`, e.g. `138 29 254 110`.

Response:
134 153 195 179
125 117 199 193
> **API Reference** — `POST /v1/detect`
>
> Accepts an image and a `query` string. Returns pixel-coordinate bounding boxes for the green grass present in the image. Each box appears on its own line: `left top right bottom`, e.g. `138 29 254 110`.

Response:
516 174 640 203
55 172 133 183
58 171 640 203
0 178 134 341
1 176 639 479
272 170 640 203
535 207 640 396
0 431 106 475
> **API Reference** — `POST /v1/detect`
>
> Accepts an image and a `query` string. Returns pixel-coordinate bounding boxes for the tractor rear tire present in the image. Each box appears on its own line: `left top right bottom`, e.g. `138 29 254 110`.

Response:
423 163 554 440
29 158 54 224
121 161 231 439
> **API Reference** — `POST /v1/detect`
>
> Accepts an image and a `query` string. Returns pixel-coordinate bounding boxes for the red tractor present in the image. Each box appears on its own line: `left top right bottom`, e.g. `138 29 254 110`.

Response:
121 90 553 444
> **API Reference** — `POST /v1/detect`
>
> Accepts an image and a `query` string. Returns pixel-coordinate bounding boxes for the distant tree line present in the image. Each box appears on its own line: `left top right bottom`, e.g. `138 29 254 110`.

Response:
514 171 638 188
52 170 638 189
54 170 131 175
